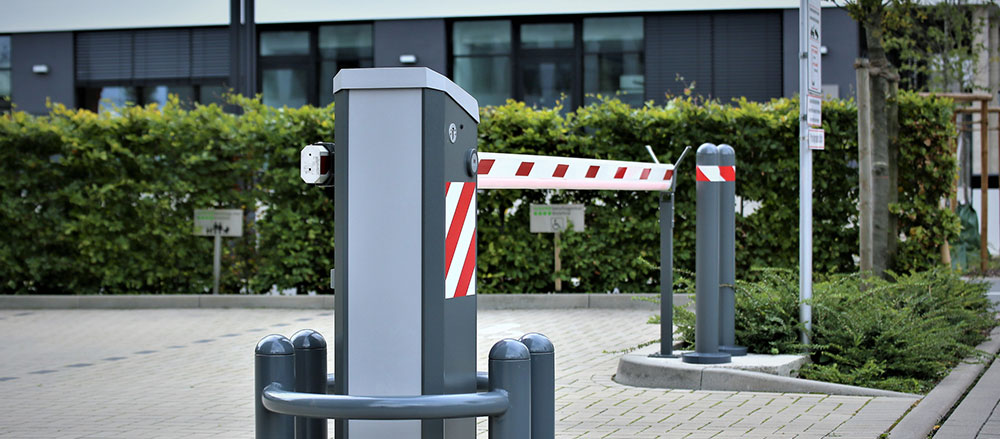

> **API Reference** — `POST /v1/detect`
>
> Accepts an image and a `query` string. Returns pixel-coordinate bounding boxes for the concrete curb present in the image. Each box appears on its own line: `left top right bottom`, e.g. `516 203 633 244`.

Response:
887 326 1000 439
0 293 686 310
615 352 919 398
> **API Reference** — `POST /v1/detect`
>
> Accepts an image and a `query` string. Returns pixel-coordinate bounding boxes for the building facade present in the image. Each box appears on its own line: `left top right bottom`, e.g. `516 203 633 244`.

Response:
0 1 859 115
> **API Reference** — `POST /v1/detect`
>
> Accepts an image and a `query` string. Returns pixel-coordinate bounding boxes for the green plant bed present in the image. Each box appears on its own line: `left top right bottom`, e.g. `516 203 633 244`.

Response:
657 268 996 394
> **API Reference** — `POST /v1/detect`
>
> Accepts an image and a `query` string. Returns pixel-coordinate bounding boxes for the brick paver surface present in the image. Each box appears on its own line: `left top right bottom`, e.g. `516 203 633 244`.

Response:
0 308 916 438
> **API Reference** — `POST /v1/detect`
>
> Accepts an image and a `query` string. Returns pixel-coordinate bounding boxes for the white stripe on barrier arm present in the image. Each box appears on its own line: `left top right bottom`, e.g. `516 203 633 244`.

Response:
476 152 675 191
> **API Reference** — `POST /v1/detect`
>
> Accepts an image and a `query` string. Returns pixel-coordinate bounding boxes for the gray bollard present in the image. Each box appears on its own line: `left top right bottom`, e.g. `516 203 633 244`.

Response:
717 145 747 357
489 339 531 439
256 334 296 439
520 333 554 439
291 329 328 439
650 190 677 358
682 144 731 365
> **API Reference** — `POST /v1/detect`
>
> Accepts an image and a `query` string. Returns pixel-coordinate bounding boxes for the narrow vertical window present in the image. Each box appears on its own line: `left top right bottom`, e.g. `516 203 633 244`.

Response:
452 20 512 107
583 17 644 107
318 24 373 106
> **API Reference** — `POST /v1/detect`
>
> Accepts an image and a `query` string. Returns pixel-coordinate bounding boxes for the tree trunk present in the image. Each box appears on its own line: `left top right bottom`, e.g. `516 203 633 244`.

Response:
863 9 900 277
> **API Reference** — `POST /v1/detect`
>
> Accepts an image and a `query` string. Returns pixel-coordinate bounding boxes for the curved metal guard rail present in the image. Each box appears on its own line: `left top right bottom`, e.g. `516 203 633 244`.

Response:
262 384 509 420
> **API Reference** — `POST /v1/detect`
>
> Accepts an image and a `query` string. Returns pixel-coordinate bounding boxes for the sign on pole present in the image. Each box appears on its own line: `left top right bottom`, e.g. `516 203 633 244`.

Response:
809 128 825 150
194 209 244 237
193 209 243 295
530 204 585 233
806 0 823 129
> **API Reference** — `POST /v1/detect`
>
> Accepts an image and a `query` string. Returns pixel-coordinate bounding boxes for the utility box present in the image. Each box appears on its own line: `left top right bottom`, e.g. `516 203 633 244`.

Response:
331 68 480 439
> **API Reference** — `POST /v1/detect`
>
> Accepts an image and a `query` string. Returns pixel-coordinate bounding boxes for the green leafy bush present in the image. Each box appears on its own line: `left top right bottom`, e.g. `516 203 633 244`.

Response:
672 269 995 393
0 92 958 294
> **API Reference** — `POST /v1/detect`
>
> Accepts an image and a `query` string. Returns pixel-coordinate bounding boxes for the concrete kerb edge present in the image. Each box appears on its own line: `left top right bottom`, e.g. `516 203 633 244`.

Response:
887 325 1000 439
614 353 921 398
0 293 681 310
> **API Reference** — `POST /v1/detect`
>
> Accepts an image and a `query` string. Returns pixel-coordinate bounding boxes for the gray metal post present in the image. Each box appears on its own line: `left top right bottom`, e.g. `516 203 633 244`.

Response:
682 144 731 364
488 339 531 439
520 333 554 439
717 145 747 356
291 330 328 439
213 234 221 295
650 190 676 358
256 335 295 439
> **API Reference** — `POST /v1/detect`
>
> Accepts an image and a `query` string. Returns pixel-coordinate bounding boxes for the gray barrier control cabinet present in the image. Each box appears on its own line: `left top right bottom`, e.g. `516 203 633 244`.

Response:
332 68 480 439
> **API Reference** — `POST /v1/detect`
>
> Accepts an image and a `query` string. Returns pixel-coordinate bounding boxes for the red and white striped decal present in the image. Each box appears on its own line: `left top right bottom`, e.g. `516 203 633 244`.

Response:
477 152 674 191
445 182 476 299
695 166 735 182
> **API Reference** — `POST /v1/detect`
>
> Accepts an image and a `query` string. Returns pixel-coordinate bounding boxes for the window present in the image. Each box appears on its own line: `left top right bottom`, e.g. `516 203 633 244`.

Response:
583 17 644 107
319 24 373 106
450 16 644 110
452 21 511 107
75 29 230 113
80 85 220 114
519 22 577 109
0 36 10 113
258 24 373 108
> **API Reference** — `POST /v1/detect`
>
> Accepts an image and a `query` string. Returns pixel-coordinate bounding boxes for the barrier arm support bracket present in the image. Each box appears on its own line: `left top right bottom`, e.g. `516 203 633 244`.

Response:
650 145 690 359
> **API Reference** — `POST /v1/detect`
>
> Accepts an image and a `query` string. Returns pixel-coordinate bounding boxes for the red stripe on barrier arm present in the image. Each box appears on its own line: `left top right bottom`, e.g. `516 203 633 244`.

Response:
664 170 674 181
477 159 495 175
614 167 627 179
696 167 709 182
446 182 451 194
553 164 569 178
720 166 735 182
445 184 475 273
515 162 535 176
453 229 476 298
640 168 651 180
585 166 599 178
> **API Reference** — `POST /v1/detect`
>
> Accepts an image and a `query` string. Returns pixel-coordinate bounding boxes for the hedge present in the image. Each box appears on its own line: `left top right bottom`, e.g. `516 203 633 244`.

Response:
0 92 957 294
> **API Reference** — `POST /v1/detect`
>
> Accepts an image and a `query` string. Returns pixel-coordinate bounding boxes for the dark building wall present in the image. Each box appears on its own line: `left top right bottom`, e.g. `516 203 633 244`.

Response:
11 32 75 114
373 19 447 75
782 7 859 99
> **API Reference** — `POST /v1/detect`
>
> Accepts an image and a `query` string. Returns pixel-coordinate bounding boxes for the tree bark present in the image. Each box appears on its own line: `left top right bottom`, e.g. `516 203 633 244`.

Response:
862 5 900 277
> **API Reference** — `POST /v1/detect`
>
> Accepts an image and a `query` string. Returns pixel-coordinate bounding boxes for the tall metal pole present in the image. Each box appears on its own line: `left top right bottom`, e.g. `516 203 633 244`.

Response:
798 0 814 345
213 234 222 295
981 99 989 273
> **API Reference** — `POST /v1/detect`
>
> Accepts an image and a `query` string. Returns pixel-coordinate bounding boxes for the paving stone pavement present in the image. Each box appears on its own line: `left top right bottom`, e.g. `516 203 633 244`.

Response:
0 308 917 438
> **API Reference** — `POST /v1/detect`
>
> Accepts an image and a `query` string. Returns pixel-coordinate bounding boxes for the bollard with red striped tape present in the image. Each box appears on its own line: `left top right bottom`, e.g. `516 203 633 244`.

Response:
695 165 735 182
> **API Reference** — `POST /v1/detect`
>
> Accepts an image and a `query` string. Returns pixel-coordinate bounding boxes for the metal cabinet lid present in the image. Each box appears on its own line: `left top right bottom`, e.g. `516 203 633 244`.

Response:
332 67 480 123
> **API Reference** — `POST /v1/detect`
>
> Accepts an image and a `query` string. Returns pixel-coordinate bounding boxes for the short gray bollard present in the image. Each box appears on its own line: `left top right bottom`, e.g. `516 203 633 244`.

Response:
520 333 554 439
489 339 531 439
291 329 328 439
256 334 296 439
682 144 731 365
717 145 747 356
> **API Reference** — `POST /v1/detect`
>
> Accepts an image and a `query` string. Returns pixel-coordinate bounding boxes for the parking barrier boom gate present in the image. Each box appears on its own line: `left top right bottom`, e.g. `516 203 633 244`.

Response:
260 68 736 439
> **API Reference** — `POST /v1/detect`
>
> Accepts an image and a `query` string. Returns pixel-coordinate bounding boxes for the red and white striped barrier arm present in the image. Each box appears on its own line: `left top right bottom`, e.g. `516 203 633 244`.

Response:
477 152 675 191
695 165 735 182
